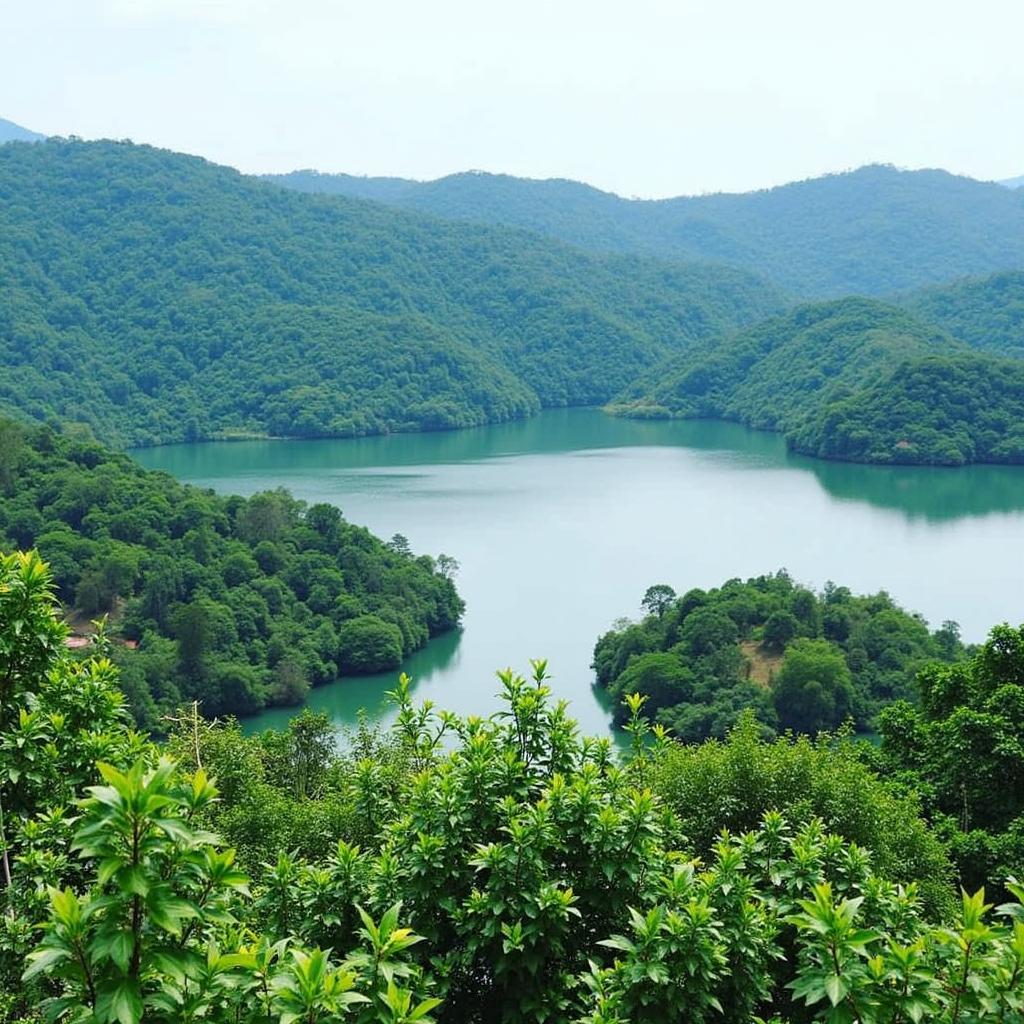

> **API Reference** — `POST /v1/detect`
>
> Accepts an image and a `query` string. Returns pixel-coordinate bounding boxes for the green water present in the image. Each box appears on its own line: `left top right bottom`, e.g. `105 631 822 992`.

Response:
133 410 1024 738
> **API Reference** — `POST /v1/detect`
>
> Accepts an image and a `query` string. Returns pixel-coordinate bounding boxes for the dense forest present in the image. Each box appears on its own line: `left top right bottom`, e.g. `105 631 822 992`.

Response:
592 571 965 741
898 270 1024 357
2 553 1023 1024
871 627 1024 910
0 139 783 447
269 164 1024 296
0 418 463 729
610 297 1024 465
791 353 1024 464
6 140 1024 467
596 573 1024 896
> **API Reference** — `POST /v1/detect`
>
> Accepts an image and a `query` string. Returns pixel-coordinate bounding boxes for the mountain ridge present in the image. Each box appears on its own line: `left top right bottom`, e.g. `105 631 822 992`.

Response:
267 164 1024 297
0 116 45 143
0 138 783 447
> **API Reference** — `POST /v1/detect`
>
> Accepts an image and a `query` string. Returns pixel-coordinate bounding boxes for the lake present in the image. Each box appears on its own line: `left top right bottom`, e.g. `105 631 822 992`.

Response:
133 410 1024 739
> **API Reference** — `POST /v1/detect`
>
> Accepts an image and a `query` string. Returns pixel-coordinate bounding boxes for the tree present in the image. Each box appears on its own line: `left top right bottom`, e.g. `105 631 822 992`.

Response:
287 709 337 800
789 587 821 634
762 610 799 651
271 658 310 705
934 619 962 661
209 662 265 716
879 623 1024 891
679 607 738 657
172 603 211 680
235 489 296 543
0 420 23 495
773 638 854 734
641 584 676 619
614 652 694 714
337 615 404 673
436 554 460 580
387 534 412 557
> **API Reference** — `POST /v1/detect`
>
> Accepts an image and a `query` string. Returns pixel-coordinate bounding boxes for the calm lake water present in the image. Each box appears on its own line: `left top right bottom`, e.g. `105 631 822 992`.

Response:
133 410 1024 739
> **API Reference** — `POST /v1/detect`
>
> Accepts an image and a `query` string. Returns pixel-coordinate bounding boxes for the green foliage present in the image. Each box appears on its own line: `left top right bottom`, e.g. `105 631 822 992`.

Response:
0 423 463 726
6 550 1024 1022
650 713 955 915
639 584 675 618
877 624 1024 893
0 139 781 447
794 353 1024 466
337 616 405 674
24 756 438 1024
612 295 1024 467
270 164 1024 297
593 572 961 741
773 638 855 735
0 553 140 1005
900 270 1024 358
784 882 1024 1024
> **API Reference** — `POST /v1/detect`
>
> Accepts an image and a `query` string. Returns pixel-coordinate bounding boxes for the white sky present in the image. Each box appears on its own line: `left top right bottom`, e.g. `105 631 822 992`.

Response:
3 0 1023 198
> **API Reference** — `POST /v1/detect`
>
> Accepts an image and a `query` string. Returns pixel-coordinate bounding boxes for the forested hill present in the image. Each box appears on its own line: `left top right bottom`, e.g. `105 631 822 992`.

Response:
268 164 1024 297
594 572 965 741
610 297 958 427
897 270 1024 357
0 139 782 447
0 417 464 729
610 296 1024 465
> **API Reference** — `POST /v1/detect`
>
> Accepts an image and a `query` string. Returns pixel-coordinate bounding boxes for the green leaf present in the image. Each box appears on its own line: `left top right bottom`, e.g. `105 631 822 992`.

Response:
824 973 848 1006
23 945 70 982
96 979 143 1024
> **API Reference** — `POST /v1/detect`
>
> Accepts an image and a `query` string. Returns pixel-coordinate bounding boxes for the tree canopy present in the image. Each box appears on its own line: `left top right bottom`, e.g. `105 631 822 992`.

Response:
610 297 1024 465
0 420 463 728
0 139 781 447
269 163 1024 297
593 571 965 741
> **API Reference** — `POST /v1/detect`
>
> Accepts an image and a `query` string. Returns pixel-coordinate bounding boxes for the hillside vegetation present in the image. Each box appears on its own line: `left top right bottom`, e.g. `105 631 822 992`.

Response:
269 163 1024 296
593 571 964 741
0 418 463 728
0 139 782 447
4 558 1024 1023
792 352 1024 464
898 270 1024 357
610 297 1024 465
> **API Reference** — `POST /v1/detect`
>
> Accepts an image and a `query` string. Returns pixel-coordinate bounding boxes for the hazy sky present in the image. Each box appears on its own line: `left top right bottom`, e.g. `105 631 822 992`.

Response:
4 0 1023 198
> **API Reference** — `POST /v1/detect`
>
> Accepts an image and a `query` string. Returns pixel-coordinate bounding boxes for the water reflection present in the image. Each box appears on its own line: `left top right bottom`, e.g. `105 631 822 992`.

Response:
243 627 464 735
133 409 1024 739
135 410 1024 525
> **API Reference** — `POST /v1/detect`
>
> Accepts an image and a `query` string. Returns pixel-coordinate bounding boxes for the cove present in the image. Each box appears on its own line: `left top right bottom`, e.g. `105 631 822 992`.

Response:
133 409 1024 739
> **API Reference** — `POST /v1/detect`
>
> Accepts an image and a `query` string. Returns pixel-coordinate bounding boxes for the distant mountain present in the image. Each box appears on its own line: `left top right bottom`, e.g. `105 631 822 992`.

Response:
267 165 1024 297
1001 175 1024 189
898 271 1024 358
609 297 1024 465
0 139 782 447
0 117 45 144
